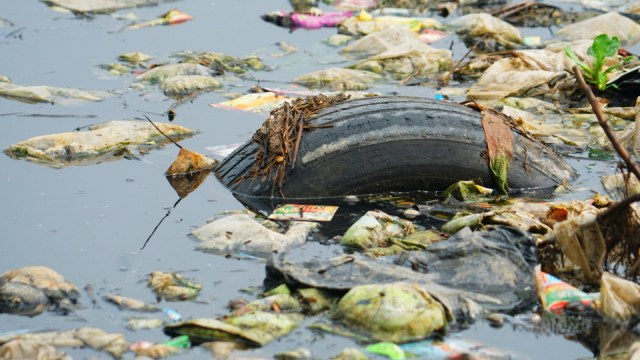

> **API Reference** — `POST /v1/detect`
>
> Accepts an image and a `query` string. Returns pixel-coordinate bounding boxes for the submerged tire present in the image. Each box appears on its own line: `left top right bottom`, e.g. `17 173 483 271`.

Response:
215 96 576 210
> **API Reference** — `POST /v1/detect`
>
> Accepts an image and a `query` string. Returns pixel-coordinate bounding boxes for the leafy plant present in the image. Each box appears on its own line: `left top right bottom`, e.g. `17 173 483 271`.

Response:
564 34 635 91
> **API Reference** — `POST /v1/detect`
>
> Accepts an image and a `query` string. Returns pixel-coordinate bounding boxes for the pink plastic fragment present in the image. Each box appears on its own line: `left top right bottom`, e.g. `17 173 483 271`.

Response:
290 11 353 29
418 29 448 44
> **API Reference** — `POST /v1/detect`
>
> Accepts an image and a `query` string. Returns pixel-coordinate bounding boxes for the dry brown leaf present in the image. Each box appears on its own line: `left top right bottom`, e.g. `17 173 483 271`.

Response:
165 147 217 176
481 108 514 194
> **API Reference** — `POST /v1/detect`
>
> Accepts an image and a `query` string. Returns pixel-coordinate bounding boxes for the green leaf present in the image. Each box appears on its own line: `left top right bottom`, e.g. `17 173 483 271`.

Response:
597 72 608 90
564 46 591 71
621 55 636 65
590 34 620 60
603 64 622 74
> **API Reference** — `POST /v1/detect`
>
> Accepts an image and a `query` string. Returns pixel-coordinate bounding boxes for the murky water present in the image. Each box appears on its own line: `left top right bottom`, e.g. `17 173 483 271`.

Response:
0 0 633 358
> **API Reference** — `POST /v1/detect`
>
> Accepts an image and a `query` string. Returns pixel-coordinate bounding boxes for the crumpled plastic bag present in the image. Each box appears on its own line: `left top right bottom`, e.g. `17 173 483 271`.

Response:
293 67 381 90
467 50 565 105
135 63 213 84
613 97 640 159
161 75 222 99
555 12 640 46
441 209 552 236
339 11 440 36
601 173 640 200
551 211 606 282
342 27 420 57
164 312 304 346
0 340 70 360
449 13 522 52
341 210 415 250
211 92 294 114
442 180 493 201
4 120 195 168
192 212 318 257
0 327 129 358
332 282 448 343
501 104 589 147
0 266 79 316
148 271 202 302
599 271 640 321
0 82 104 105
175 51 266 74
350 31 452 79
270 233 532 313
396 226 538 308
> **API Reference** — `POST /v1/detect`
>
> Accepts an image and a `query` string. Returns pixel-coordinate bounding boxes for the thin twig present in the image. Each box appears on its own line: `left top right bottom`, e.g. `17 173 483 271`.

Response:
144 115 182 149
291 118 304 170
598 193 640 220
573 66 640 181
440 35 485 86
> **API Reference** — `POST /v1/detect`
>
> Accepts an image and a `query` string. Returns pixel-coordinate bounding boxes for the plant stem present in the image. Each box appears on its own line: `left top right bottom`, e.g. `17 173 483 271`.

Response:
573 65 640 182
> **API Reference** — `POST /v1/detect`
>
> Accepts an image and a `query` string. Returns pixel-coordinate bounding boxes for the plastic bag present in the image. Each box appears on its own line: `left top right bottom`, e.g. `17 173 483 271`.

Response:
449 13 522 51
467 50 565 105
397 226 538 308
339 11 440 36
555 12 640 46
599 271 640 321
341 210 415 250
293 67 381 90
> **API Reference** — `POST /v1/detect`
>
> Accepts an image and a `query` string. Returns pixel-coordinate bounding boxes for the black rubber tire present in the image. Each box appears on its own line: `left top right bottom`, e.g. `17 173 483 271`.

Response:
215 96 576 211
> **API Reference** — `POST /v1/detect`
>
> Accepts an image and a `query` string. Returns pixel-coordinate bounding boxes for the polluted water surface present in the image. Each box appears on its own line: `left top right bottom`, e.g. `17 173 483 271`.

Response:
2 0 640 359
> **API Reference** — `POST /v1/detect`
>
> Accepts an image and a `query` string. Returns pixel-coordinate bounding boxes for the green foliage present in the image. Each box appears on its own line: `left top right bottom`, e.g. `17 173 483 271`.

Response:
564 34 635 91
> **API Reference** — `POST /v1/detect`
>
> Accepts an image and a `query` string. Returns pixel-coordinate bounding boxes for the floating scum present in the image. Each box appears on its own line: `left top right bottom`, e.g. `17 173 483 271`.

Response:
4 120 195 168
40 0 175 14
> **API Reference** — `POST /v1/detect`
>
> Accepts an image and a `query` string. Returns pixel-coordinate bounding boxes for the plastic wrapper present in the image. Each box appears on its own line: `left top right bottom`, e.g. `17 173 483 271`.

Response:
127 9 193 30
400 338 512 359
211 92 294 114
291 11 352 29
262 10 352 29
534 266 595 314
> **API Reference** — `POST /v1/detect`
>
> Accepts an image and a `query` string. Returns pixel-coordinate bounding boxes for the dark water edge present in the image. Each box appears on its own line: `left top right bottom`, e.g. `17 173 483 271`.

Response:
0 0 629 359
